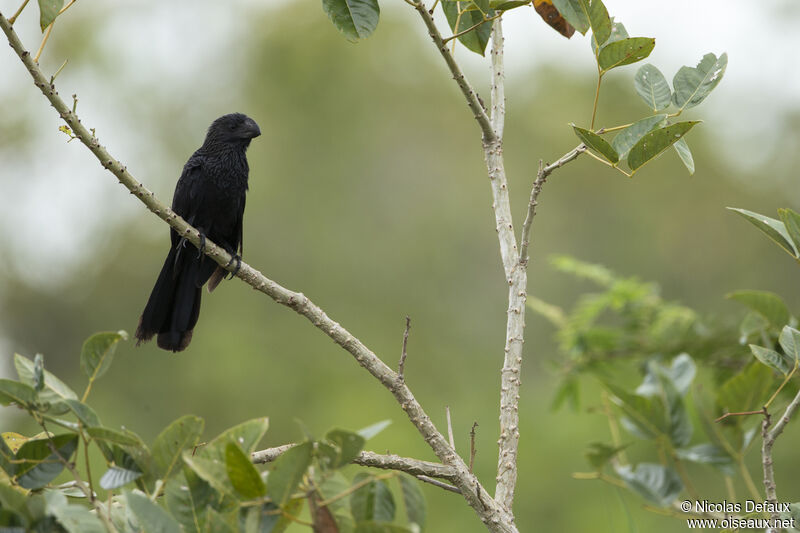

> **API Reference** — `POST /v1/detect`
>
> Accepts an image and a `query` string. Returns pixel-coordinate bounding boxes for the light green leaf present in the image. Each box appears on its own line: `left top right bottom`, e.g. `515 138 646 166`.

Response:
164 469 222 533
552 0 589 34
675 444 734 476
0 379 37 407
322 429 366 469
351 473 396 523
779 326 800 367
727 290 791 328
571 125 619 163
673 137 694 175
636 353 696 397
86 427 143 447
266 441 313 506
99 465 142 489
716 361 774 416
627 121 699 172
15 353 77 415
579 0 611 52
357 420 392 440
585 442 629 470
62 398 101 427
152 415 204 481
634 64 671 112
490 0 530 10
672 52 727 111
399 474 426 529
614 463 683 507
441 1 493 56
749 344 790 375
37 0 64 31
225 442 266 500
728 207 798 258
603 382 666 439
610 114 666 159
126 490 182 533
212 417 269 454
15 434 79 489
778 208 800 254
598 37 655 73
44 489 105 533
79 331 127 383
322 0 380 42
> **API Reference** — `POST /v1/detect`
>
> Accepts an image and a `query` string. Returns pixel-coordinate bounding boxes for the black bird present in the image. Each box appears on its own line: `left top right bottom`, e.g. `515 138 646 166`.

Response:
135 113 261 352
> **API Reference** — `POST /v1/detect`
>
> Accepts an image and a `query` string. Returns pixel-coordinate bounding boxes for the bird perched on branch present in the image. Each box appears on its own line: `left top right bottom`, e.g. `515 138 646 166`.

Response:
135 113 261 352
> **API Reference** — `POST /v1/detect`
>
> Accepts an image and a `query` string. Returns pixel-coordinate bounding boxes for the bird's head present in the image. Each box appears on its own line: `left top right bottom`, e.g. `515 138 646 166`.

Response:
205 113 261 146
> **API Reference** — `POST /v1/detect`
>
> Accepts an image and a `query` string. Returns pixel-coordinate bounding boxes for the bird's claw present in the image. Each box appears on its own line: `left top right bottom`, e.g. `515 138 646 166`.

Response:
226 254 242 279
196 233 207 259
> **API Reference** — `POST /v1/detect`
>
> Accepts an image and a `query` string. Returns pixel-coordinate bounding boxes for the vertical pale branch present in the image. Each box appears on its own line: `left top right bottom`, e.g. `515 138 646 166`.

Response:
762 388 800 532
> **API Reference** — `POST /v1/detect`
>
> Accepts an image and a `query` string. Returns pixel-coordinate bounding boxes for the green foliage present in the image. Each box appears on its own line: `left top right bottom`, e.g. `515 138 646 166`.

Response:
0 332 428 532
322 0 380 41
441 1 494 56
729 207 800 261
571 125 618 163
37 0 64 31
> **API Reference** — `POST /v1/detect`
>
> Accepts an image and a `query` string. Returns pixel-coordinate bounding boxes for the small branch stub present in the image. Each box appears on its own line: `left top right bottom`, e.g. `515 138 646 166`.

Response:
398 315 411 381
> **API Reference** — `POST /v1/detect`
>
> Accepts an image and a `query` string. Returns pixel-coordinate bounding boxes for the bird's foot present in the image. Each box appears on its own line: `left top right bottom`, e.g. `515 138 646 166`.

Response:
226 254 242 279
196 233 207 259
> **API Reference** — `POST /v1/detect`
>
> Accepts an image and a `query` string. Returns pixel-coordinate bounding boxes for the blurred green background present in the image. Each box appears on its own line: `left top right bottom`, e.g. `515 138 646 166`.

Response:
1 0 799 531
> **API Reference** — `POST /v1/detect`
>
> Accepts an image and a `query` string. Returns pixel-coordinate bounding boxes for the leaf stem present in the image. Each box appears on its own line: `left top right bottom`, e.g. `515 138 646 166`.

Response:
8 0 30 25
34 22 54 62
590 70 603 130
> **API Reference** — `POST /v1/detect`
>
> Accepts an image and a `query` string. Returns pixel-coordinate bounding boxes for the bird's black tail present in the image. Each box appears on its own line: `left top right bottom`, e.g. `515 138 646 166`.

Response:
135 245 213 352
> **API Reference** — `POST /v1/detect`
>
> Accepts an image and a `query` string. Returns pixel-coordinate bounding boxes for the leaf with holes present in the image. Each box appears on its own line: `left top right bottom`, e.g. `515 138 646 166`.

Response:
627 121 699 172
610 115 666 160
634 64 671 111
672 52 727 111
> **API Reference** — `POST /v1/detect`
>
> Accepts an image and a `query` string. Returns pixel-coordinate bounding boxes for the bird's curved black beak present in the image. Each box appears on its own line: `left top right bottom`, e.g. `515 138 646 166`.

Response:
246 118 261 139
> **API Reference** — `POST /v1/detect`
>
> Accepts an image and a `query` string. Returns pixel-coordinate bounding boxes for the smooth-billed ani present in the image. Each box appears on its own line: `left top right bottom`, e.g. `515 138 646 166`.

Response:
135 113 261 352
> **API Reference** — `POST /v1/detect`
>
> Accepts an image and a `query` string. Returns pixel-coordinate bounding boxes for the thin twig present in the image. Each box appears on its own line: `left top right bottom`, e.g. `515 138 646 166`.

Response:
417 475 461 493
446 406 456 451
33 22 54 62
714 408 766 423
8 0 31 25
469 422 478 473
398 316 411 381
761 410 779 530
442 13 501 45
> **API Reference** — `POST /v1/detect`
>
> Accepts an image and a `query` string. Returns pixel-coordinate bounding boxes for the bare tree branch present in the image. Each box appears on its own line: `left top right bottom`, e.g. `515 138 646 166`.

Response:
0 12 518 533
398 316 411 381
762 389 800 531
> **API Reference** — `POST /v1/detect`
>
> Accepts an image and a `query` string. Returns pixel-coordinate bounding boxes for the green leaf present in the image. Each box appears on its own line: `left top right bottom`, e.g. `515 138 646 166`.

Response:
597 37 655 73
778 208 800 254
152 415 204 481
552 0 589 34
634 64 672 112
627 121 699 172
212 417 269 454
15 434 79 489
675 444 734 476
79 331 127 383
610 114 666 159
225 442 266 500
779 326 800 367
727 290 791 328
350 473 396 523
354 523 414 533
441 1 493 56
0 434 16 475
490 0 530 10
672 52 727 111
37 0 64 31
62 398 101 427
579 0 611 51
571 125 619 163
357 420 392 440
659 370 692 447
126 490 182 533
398 474 426 530
673 137 695 175
750 345 791 375
99 465 142 489
636 353 696 397
603 382 665 439
15 353 77 415
44 489 106 533
615 463 683 507
471 0 490 14
321 0 380 42
205 508 237 533
266 441 313 506
585 442 628 470
321 429 366 469
728 207 798 258
165 469 223 533
0 379 37 407
716 361 774 416
86 427 143 447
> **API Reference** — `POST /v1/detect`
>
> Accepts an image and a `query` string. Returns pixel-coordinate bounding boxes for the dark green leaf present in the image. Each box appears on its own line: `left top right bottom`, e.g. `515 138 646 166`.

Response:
585 442 628 470
552 0 589 34
126 490 182 533
357 420 391 440
634 64 671 111
658 370 692 447
212 417 269 454
610 114 666 159
598 37 655 73
672 52 727 110
350 473 395 523
322 0 380 42
627 121 699 172
152 415 204 481
490 0 530 10
675 444 734 476
571 125 619 163
0 379 37 407
205 507 237 533
579 0 611 51
225 442 266 500
15 354 77 415
727 290 791 328
62 398 101 427
43 489 105 533
728 207 798 258
37 0 64 31
779 326 800 367
165 469 223 533
673 137 694 175
79 331 127 383
615 463 683 507
716 361 774 416
398 474 426 529
86 427 143 447
636 353 696 397
603 382 665 439
0 434 15 475
15 434 79 489
441 2 493 56
778 208 800 254
322 429 366 469
99 465 142 489
266 441 313 506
